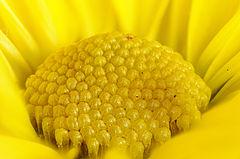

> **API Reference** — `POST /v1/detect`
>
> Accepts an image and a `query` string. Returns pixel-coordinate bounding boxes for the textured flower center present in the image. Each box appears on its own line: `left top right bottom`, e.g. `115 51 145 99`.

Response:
24 32 211 158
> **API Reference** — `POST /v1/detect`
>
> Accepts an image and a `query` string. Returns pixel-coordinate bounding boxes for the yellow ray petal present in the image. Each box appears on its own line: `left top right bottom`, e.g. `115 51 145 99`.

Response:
212 72 240 103
0 30 32 87
134 0 169 39
112 0 170 38
145 0 169 40
187 0 240 66
0 53 36 140
0 135 62 159
111 0 139 33
0 0 41 68
104 149 130 159
206 51 240 96
196 9 240 77
4 0 58 56
202 13 240 83
150 91 240 159
68 0 116 38
0 49 15 81
43 0 83 46
157 0 191 56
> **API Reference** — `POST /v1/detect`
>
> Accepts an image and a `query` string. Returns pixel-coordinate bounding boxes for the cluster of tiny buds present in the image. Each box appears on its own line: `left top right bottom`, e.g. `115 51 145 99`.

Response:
25 32 211 158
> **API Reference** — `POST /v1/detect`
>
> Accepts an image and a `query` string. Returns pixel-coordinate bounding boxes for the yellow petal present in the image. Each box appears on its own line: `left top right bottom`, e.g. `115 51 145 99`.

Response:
206 51 240 96
104 149 130 159
42 0 80 46
0 0 41 68
212 72 240 103
111 0 139 33
0 49 15 81
0 135 62 159
196 9 240 77
202 12 240 84
150 91 240 159
5 0 58 56
112 0 169 38
187 0 240 66
0 53 36 140
145 0 169 40
136 0 169 39
157 0 191 56
68 0 116 38
0 30 32 87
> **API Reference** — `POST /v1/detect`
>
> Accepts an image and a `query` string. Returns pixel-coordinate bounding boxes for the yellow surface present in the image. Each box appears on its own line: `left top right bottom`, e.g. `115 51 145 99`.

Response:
24 32 210 158
0 0 240 158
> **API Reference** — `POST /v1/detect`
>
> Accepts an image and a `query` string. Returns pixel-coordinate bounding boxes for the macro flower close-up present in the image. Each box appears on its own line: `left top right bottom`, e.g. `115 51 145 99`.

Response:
1 0 240 159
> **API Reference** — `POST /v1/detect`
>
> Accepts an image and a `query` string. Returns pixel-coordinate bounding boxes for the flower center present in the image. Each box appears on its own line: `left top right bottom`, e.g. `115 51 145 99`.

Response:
24 32 211 158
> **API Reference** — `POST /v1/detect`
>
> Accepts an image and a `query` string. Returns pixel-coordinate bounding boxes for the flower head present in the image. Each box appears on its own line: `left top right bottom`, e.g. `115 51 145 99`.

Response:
1 0 240 159
24 32 211 158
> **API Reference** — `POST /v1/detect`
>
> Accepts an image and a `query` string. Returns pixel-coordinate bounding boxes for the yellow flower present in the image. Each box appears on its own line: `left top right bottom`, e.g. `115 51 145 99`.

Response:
0 0 240 158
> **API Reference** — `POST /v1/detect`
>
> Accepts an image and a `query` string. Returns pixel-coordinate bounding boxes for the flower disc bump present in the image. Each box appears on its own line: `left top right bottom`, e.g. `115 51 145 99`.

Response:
25 32 211 158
